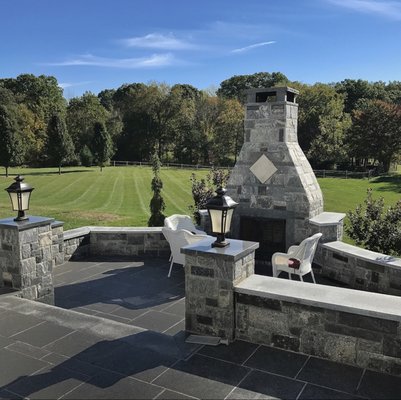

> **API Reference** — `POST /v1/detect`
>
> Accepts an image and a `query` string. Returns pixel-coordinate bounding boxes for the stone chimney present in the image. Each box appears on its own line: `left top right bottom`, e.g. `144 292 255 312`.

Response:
226 87 324 260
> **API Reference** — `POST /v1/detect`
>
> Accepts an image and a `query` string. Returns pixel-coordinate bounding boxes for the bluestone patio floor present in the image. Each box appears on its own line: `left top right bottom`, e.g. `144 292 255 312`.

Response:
0 257 400 399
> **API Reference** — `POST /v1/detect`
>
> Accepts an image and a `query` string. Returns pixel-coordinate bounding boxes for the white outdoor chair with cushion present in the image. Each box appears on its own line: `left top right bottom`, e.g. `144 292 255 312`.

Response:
271 233 323 283
162 227 208 277
164 214 206 235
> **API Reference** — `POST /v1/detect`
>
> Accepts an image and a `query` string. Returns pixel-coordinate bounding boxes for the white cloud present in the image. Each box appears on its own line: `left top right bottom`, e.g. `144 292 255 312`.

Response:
231 41 276 53
121 33 194 50
327 0 401 19
44 53 176 68
58 81 91 89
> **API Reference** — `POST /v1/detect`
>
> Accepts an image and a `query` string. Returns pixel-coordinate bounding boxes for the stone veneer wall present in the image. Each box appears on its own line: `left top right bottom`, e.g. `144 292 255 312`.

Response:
63 227 169 261
0 217 59 304
51 221 65 266
182 238 258 342
64 227 91 260
235 275 401 377
313 241 401 296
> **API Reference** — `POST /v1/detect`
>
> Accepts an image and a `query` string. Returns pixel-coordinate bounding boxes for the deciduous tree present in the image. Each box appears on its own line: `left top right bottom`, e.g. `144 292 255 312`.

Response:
346 100 401 172
92 121 114 171
0 105 24 177
46 114 75 174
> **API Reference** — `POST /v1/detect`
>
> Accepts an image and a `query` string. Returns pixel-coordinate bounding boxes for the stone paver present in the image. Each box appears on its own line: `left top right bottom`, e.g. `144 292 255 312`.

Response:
0 257 399 399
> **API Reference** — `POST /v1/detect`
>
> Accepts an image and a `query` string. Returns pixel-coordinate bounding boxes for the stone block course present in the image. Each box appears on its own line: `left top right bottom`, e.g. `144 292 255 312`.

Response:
235 275 401 377
315 241 401 296
183 238 257 342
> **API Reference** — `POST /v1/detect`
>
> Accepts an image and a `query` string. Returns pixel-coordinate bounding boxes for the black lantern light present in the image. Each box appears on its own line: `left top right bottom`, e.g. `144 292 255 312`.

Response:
5 175 34 222
205 187 238 248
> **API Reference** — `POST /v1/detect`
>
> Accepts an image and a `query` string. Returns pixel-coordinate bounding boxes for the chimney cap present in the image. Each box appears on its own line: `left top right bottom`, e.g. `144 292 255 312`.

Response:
245 86 299 104
244 86 299 95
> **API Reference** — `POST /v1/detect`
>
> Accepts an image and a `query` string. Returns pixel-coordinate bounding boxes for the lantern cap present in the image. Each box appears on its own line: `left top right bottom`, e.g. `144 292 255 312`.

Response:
5 175 34 194
205 187 238 210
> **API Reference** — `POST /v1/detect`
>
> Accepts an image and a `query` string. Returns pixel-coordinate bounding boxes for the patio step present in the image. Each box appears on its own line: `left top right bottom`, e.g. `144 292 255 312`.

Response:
0 294 197 359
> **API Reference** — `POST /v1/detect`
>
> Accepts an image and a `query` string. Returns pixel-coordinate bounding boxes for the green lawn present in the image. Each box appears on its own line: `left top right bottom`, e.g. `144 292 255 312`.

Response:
0 166 399 231
0 166 208 230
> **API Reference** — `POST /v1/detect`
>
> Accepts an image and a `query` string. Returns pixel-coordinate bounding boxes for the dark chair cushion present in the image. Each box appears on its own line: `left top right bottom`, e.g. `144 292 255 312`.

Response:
288 258 301 269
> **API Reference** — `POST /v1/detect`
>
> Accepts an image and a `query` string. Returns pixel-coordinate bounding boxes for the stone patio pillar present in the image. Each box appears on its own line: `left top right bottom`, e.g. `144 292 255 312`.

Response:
0 216 62 304
182 237 259 342
309 212 346 267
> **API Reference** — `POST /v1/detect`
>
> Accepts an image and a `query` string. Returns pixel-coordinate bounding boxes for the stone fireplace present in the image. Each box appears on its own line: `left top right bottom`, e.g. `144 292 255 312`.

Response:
226 87 324 262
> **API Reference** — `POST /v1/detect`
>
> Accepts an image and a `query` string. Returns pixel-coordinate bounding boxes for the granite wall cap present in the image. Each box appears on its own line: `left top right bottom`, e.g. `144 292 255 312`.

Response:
322 241 401 268
63 226 163 240
309 212 346 226
0 216 55 231
89 226 162 233
181 237 259 262
63 226 91 240
235 274 401 322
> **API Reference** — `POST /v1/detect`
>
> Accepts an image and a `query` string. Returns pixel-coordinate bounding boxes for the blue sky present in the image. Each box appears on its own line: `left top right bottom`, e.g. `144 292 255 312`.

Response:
2 0 401 98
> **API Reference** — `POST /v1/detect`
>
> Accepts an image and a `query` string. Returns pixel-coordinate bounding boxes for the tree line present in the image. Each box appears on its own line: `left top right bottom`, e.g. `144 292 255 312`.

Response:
1 72 401 174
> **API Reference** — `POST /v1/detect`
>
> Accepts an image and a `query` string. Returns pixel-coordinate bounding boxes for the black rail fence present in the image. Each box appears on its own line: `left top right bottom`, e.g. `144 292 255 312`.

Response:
112 160 377 179
112 160 230 170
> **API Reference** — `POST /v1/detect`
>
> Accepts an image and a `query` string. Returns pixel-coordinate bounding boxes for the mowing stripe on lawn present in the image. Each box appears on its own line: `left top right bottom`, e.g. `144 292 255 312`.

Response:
133 168 151 217
93 169 125 212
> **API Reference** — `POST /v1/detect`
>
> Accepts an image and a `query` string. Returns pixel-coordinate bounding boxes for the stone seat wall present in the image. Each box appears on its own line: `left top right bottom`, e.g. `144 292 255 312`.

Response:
314 241 401 296
63 226 169 261
235 274 401 377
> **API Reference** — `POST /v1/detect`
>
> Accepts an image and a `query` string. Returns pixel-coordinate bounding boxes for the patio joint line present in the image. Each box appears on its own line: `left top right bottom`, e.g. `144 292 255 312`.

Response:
1 388 24 399
38 328 79 349
295 382 308 400
224 368 253 400
42 330 77 351
194 352 253 369
54 261 104 278
5 341 50 360
241 344 261 366
129 309 152 322
58 379 89 400
161 318 185 334
9 319 47 339
150 358 182 384
293 355 311 380
355 368 366 392
152 388 168 400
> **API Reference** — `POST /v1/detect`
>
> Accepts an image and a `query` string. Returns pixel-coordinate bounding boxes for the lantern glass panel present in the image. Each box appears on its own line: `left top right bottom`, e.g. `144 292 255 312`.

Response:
20 192 30 210
224 209 234 233
209 209 223 234
8 192 19 211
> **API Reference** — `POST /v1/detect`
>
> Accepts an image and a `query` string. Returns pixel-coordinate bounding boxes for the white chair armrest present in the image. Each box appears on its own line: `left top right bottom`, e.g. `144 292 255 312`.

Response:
272 252 292 265
180 229 208 244
192 228 207 235
287 245 299 255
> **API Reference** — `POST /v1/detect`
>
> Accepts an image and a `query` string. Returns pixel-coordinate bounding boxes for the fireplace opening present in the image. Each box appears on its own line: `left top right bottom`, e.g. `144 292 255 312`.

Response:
240 217 286 275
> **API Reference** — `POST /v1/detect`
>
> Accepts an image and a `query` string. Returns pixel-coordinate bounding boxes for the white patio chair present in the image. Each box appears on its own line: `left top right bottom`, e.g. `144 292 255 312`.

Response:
271 233 323 283
162 227 209 277
164 214 206 235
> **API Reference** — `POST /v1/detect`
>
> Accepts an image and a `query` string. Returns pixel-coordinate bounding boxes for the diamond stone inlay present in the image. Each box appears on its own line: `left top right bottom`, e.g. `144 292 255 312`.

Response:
250 154 277 184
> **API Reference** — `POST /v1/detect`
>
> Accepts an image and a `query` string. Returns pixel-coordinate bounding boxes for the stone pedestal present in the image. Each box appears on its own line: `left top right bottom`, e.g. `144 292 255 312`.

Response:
309 212 346 243
309 212 346 267
182 237 259 342
0 216 62 304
